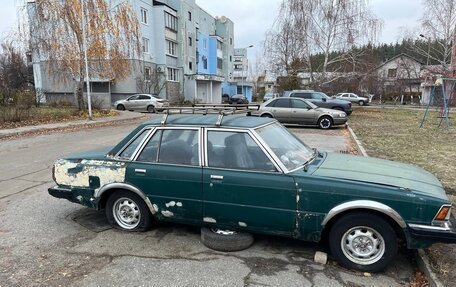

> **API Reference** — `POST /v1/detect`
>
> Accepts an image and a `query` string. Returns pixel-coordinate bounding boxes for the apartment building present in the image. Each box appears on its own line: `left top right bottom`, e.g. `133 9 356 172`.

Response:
28 0 235 106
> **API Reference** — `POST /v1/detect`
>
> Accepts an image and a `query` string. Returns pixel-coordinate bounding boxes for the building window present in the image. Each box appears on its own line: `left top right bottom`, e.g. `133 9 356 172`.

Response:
203 57 208 69
188 36 192 46
387 68 397 78
230 38 232 45
217 40 222 51
144 66 151 79
217 58 223 69
230 56 232 62
188 11 192 21
237 86 243 94
167 67 178 81
234 64 243 70
141 8 148 24
142 37 149 53
203 39 207 49
164 12 177 31
189 61 192 71
166 40 177 56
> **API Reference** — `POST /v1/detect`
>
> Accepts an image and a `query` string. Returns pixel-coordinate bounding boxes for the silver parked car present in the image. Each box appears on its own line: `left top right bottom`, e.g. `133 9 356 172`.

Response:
114 94 169 113
257 97 347 129
335 93 369 106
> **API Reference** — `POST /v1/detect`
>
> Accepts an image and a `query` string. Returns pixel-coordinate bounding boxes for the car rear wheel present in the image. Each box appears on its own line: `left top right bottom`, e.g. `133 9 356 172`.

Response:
200 227 254 252
328 212 398 272
147 105 155 113
318 116 332 129
106 191 153 232
261 113 273 118
358 101 365 106
116 104 125 111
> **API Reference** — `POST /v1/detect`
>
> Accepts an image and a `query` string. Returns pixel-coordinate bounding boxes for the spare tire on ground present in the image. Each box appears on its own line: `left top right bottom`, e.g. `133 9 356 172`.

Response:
200 227 254 252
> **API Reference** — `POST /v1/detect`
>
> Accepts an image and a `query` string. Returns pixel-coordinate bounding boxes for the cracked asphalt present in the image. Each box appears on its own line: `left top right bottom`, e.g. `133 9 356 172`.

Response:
0 116 418 286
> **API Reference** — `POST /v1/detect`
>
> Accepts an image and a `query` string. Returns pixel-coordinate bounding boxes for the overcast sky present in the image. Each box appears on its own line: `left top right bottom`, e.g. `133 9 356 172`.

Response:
0 0 424 59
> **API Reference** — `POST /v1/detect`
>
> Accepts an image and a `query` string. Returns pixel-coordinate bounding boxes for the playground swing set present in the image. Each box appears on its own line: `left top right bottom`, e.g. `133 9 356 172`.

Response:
420 77 455 130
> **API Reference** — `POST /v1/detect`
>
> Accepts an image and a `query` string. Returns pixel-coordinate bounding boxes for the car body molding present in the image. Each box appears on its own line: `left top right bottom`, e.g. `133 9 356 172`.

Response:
94 182 156 214
321 200 407 228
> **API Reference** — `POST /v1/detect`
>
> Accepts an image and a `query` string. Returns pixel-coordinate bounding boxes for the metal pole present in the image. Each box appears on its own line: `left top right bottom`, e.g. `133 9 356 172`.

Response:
81 0 93 120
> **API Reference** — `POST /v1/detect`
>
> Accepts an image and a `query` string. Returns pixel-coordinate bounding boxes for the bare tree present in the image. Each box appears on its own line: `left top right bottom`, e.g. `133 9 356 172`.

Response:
265 0 382 82
416 0 456 70
28 0 140 110
136 67 166 95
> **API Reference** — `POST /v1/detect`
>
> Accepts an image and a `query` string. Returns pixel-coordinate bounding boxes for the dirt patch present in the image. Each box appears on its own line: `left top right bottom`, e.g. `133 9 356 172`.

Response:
426 243 456 286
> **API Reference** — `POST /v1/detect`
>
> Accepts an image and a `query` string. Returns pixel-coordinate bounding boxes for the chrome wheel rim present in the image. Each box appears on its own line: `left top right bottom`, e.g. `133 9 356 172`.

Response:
211 228 237 236
341 226 385 265
320 118 331 128
113 197 141 229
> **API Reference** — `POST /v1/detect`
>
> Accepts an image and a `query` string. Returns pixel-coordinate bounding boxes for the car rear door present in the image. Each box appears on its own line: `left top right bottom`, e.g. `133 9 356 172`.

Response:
268 98 291 122
202 129 297 236
137 94 152 110
126 127 203 225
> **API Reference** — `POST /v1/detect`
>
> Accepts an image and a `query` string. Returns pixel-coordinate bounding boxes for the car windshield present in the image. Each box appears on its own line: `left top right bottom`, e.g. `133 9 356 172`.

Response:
255 123 314 171
316 92 330 99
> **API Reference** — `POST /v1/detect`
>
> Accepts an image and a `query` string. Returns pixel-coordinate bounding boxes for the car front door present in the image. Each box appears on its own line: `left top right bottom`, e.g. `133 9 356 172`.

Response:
269 98 291 122
290 99 317 125
127 127 203 224
124 95 139 109
202 129 297 236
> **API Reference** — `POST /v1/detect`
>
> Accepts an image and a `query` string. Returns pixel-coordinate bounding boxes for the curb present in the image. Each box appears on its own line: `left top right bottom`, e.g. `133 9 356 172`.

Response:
0 111 146 140
348 125 443 287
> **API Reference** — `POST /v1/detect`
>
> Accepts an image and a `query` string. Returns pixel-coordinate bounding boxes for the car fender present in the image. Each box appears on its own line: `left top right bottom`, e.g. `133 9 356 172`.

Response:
321 200 407 229
95 182 157 215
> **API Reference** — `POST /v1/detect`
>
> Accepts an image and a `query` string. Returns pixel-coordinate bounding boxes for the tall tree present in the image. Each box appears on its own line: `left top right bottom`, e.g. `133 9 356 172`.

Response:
264 0 382 82
28 0 140 110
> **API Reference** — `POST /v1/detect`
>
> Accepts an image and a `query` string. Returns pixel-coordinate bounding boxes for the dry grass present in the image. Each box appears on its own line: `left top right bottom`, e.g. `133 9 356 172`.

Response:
0 106 118 129
349 106 456 199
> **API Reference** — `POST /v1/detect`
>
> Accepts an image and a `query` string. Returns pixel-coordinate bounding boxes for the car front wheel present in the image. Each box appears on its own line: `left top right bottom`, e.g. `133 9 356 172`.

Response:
117 104 125 111
358 100 365 106
328 212 398 272
261 113 273 118
106 191 153 231
318 116 332 129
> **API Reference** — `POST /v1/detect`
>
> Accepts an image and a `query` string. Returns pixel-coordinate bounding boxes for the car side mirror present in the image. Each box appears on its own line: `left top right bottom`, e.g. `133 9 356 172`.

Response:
322 98 327 102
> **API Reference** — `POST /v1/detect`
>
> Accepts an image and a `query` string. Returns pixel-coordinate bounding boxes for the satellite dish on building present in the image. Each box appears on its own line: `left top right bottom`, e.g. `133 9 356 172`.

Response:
219 16 227 23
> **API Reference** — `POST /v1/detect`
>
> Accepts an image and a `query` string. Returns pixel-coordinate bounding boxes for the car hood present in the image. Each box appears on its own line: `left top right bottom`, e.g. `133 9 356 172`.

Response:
313 153 447 200
326 98 350 105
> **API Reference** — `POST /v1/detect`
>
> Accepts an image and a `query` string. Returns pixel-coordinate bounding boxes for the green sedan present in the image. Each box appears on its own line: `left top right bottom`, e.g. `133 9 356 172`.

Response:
48 113 456 272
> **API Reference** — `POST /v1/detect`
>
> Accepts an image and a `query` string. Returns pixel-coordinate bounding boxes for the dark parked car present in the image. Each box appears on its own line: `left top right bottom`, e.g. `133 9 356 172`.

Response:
256 97 347 129
49 110 456 272
229 94 249 104
284 90 352 115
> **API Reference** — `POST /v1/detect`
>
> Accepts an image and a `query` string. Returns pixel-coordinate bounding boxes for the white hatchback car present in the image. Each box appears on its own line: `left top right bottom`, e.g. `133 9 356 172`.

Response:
114 94 169 113
335 93 369 106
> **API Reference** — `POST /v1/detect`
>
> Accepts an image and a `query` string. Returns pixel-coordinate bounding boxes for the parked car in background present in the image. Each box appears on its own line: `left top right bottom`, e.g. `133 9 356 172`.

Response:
49 111 456 273
256 97 347 129
284 90 352 115
263 92 280 102
335 93 370 106
114 94 169 113
229 94 249 104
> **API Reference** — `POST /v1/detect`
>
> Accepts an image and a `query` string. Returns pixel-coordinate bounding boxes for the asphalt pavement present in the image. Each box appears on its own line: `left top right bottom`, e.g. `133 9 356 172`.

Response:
0 115 417 286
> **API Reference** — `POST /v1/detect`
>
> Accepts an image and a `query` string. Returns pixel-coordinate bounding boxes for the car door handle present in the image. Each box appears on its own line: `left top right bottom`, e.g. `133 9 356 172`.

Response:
210 175 224 180
135 168 146 174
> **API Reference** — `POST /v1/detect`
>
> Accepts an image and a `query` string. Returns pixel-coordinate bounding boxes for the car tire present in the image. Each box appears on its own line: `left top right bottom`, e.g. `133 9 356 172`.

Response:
318 116 332 129
117 104 125 111
200 227 254 252
147 105 155 113
261 113 273 118
328 212 398 273
105 191 153 232
358 101 365 106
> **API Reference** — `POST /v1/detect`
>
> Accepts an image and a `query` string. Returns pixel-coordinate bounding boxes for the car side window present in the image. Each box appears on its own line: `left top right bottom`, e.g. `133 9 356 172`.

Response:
349 94 356 98
138 95 151 100
128 95 139 101
291 99 310 109
207 131 276 172
118 129 150 159
265 100 276 107
341 94 348 98
311 93 323 99
273 98 290 108
137 129 199 166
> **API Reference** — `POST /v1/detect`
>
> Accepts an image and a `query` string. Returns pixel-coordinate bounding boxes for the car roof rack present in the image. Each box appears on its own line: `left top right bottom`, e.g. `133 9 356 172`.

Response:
159 104 260 126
